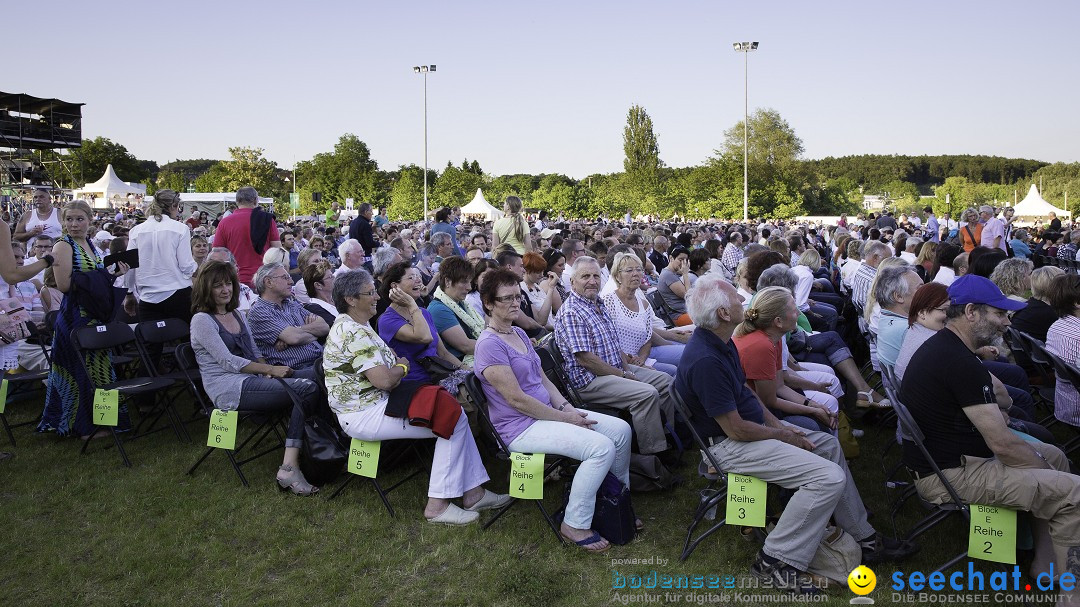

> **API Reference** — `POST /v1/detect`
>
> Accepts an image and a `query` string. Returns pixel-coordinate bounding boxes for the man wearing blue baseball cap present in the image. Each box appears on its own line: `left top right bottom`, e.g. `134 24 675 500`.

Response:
900 274 1080 583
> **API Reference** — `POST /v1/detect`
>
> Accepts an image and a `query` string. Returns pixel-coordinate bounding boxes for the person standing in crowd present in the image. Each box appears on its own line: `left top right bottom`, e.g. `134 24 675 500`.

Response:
923 206 939 243
347 203 377 266
38 201 132 438
560 238 586 292
123 189 197 323
14 188 63 250
958 208 982 253
491 196 534 255
432 207 463 257
979 205 1007 252
212 187 280 286
281 231 299 270
324 202 341 231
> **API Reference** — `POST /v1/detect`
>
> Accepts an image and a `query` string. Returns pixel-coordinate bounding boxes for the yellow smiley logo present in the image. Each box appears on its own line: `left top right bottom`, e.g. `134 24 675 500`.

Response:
847 565 876 595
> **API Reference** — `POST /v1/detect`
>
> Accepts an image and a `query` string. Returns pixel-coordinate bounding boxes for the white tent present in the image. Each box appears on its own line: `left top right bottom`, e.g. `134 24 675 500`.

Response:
73 164 147 208
1011 184 1071 219
460 188 503 221
174 192 274 219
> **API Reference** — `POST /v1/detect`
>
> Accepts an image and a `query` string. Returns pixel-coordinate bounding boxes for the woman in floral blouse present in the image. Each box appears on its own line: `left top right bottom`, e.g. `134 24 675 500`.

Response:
322 268 509 526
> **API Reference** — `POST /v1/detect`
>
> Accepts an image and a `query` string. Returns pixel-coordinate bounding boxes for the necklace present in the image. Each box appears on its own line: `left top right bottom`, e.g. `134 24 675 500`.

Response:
489 324 515 335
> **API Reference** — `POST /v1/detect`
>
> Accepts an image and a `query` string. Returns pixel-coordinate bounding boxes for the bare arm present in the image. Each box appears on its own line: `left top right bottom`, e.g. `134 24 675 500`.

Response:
0 227 49 284
713 409 813 449
361 359 408 392
439 325 476 355
435 338 466 369
12 211 35 242
964 402 1050 469
483 365 593 427
52 241 74 293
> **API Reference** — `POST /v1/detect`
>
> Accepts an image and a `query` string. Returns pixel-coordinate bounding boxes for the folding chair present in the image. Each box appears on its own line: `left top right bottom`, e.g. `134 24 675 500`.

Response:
1011 329 1058 409
536 342 622 420
891 400 970 573
134 318 203 424
0 320 53 447
70 321 178 467
1028 340 1080 454
178 343 287 487
668 386 729 562
462 373 565 542
320 360 430 516
645 290 675 328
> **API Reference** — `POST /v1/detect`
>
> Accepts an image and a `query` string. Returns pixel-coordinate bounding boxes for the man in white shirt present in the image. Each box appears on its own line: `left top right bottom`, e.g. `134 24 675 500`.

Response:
123 189 198 323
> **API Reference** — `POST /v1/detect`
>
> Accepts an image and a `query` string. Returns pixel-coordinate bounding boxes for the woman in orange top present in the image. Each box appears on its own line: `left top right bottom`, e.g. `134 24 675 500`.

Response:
958 207 983 253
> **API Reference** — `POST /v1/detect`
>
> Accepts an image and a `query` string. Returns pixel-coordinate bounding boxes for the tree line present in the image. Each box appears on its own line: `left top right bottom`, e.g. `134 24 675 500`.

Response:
41 108 1077 220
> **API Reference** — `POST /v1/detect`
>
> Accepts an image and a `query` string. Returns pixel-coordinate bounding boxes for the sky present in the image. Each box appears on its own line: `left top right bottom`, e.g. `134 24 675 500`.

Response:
9 0 1080 179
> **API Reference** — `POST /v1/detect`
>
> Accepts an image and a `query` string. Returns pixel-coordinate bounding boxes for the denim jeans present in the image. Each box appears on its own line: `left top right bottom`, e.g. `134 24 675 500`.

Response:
508 411 632 530
796 331 854 367
238 376 319 449
649 344 685 377
805 301 838 333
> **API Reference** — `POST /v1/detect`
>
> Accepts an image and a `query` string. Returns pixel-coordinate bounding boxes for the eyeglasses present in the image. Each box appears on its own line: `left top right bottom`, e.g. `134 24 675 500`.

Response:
269 274 291 282
355 290 377 298
494 293 523 303
620 267 644 275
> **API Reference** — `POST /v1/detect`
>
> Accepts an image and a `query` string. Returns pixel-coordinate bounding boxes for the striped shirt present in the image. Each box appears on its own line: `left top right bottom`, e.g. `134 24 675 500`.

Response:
851 263 877 312
554 290 623 390
720 243 744 276
247 297 324 368
1047 316 1080 425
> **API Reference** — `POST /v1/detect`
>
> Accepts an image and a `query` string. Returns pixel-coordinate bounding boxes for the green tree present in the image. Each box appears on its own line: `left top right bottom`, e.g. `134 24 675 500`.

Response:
387 165 428 221
152 170 187 194
68 137 156 184
433 164 485 210
622 105 663 215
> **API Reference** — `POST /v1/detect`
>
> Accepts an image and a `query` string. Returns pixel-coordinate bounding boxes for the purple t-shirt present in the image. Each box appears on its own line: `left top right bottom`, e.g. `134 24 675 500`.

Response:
377 307 438 382
474 328 551 446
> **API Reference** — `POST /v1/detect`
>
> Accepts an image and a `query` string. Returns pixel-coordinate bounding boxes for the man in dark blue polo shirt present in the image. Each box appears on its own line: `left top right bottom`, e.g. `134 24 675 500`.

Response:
674 274 913 594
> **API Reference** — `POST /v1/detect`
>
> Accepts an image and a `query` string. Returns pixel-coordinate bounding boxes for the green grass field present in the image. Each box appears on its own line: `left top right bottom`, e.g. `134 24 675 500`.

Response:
0 387 1060 607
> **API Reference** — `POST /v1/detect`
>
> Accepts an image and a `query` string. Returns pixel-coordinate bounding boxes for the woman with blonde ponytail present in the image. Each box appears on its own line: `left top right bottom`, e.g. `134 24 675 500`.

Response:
732 287 837 434
491 196 534 254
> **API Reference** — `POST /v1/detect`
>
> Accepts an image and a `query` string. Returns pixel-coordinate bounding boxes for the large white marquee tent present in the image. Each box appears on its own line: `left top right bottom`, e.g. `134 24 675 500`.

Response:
460 188 503 221
1011 184 1070 220
73 164 147 208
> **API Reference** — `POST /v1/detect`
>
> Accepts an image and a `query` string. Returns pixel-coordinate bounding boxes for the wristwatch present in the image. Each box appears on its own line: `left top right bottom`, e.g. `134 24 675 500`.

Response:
557 403 566 411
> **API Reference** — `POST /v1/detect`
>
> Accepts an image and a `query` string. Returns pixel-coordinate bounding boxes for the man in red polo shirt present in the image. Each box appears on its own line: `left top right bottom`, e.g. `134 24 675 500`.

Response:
213 186 280 286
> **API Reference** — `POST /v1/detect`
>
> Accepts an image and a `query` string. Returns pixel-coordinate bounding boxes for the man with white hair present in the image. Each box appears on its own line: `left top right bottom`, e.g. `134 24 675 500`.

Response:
872 264 921 368
247 262 327 374
978 205 1006 252
334 238 366 277
675 274 913 594
553 256 677 457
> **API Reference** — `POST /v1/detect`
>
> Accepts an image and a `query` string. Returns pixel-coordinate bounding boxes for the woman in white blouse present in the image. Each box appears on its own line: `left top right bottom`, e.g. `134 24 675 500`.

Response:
601 252 689 377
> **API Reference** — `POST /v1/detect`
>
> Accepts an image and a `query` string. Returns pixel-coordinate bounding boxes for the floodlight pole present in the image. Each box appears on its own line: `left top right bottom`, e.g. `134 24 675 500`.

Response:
413 65 436 220
733 42 758 222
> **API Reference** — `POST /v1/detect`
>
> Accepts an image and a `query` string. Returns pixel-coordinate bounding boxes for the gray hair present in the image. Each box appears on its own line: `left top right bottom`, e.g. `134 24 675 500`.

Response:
235 186 258 206
431 232 452 248
756 264 798 294
358 202 373 215
208 247 236 266
570 255 601 280
338 238 363 260
873 263 916 308
863 241 892 261
978 205 994 215
253 262 285 296
686 274 732 330
372 247 399 277
989 257 1034 298
332 268 374 313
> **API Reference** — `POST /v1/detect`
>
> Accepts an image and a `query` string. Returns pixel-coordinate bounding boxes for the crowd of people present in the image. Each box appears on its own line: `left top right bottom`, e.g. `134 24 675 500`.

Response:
5 184 1080 595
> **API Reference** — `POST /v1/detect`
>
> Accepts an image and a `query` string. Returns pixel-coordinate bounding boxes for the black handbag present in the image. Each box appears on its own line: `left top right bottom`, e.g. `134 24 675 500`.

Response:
592 473 637 545
418 356 458 381
276 378 348 486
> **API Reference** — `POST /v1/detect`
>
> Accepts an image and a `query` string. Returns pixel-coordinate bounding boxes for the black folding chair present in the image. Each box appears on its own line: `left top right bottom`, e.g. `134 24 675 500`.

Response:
134 319 203 423
891 401 970 573
463 373 565 542
1011 329 1058 409
0 320 53 447
1028 340 1080 454
70 322 178 467
668 386 729 562
179 342 287 487
645 290 676 328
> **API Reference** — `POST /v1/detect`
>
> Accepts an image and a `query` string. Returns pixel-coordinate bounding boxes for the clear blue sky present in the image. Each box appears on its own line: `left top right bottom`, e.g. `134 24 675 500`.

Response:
10 0 1079 178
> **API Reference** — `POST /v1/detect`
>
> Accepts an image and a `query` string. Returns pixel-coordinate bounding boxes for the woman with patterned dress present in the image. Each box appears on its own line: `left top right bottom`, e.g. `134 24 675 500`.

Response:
37 201 131 438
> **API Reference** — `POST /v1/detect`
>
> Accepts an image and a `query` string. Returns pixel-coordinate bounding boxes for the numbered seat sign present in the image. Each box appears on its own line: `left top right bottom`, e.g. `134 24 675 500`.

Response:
347 438 381 478
509 452 543 499
206 410 238 450
93 389 120 427
726 473 767 528
968 504 1017 564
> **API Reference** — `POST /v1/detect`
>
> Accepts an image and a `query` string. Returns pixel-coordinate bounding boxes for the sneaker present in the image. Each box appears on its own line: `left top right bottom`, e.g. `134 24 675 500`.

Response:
750 552 823 595
860 533 919 563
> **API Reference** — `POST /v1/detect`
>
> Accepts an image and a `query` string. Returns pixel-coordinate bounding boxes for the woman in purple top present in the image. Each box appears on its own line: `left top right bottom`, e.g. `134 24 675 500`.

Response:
474 268 633 553
377 262 469 385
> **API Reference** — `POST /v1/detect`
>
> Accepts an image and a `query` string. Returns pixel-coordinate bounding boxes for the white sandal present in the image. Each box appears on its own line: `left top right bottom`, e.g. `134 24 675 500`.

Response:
857 390 892 408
